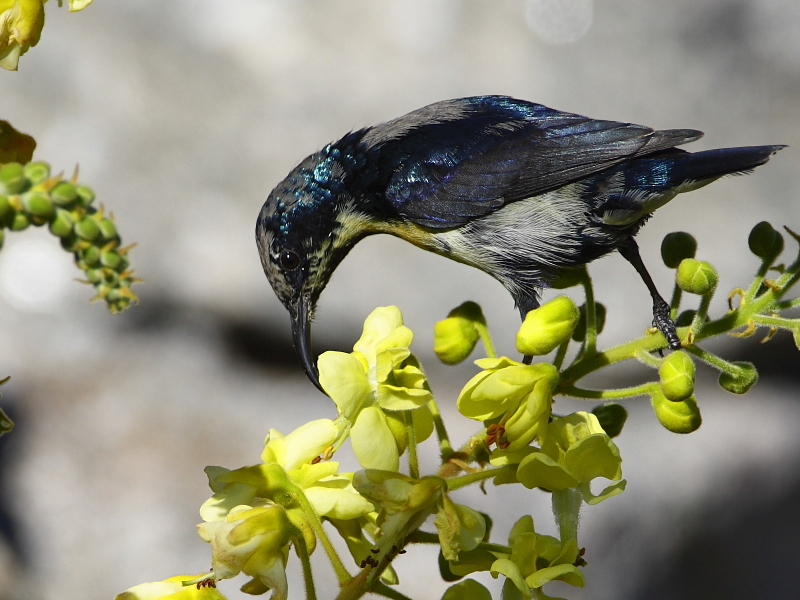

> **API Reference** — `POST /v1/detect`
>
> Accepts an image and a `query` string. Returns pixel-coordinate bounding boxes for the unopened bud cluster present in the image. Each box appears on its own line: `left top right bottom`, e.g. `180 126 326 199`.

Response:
0 161 138 312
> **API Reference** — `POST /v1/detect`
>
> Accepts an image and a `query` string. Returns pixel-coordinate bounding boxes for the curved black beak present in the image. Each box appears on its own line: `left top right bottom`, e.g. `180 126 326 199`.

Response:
290 297 327 395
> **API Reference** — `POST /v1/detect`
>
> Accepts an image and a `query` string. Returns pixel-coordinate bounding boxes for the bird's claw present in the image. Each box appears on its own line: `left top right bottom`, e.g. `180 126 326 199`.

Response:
652 297 681 350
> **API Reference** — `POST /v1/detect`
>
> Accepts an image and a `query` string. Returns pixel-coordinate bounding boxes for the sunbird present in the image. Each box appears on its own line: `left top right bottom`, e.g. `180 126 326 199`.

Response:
256 96 783 392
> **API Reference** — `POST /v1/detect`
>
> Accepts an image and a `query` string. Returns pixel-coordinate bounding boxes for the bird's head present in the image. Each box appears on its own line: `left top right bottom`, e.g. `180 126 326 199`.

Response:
256 145 375 393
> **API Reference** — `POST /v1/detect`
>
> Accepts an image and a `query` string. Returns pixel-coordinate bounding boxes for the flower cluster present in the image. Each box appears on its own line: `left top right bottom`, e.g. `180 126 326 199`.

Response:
115 224 800 600
0 158 140 312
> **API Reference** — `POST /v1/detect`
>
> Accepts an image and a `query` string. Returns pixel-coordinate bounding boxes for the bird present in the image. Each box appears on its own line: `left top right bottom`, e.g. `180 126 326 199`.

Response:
256 95 784 393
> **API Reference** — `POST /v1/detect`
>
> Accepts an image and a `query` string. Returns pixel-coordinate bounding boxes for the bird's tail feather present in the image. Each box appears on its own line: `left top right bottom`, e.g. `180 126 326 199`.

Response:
669 145 786 183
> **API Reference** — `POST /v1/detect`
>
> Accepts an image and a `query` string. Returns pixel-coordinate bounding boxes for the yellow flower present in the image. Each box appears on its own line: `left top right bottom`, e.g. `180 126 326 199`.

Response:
114 574 226 600
0 0 44 71
197 501 292 599
318 306 433 471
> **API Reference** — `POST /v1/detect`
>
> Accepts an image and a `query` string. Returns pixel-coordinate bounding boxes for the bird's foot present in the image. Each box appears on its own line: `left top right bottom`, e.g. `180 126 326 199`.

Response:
652 297 681 350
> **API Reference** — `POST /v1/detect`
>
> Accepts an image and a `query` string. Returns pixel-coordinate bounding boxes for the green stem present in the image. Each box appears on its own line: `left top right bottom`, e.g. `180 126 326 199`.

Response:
581 270 598 357
684 345 742 375
293 531 318 600
427 397 454 462
669 281 683 319
373 582 415 600
691 289 715 333
405 411 419 479
552 488 582 544
406 529 439 544
745 259 772 301
446 467 507 491
475 321 497 359
476 541 512 554
553 337 570 371
775 297 800 310
293 489 352 583
752 314 800 331
561 382 656 400
633 348 663 369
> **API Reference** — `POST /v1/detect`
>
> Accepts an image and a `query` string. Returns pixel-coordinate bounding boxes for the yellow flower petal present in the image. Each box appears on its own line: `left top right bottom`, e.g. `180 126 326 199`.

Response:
318 351 372 419
351 406 399 471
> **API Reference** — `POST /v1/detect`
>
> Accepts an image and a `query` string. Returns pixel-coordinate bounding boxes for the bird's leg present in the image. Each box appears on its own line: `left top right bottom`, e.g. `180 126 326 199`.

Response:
618 238 681 350
517 297 539 365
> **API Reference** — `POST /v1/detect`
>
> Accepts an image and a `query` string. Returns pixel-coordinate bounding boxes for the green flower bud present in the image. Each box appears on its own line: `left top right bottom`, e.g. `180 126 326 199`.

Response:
0 195 10 219
76 184 95 206
434 317 479 364
517 296 579 356
748 221 784 262
97 217 117 240
718 361 758 394
85 268 104 284
81 245 102 267
661 232 697 268
60 232 84 252
676 259 718 295
571 301 606 342
591 403 628 438
115 254 130 272
74 216 100 241
22 161 50 184
9 211 28 231
551 266 586 289
21 190 53 220
651 389 701 434
0 162 26 194
659 350 695 402
48 208 75 238
50 181 78 207
100 250 121 270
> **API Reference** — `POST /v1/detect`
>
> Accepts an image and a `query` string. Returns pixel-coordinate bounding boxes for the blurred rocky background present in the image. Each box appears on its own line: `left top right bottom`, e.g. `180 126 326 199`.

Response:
0 0 799 598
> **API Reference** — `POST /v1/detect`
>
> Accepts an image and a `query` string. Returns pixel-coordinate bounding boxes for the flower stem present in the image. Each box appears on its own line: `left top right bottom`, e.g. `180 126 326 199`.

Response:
293 488 352 583
552 488 581 544
684 345 745 376
475 320 497 358
752 314 800 332
561 382 656 400
669 281 683 319
581 269 598 357
293 531 318 600
553 337 570 371
446 467 507 491
427 397 454 462
373 582 415 600
405 411 420 479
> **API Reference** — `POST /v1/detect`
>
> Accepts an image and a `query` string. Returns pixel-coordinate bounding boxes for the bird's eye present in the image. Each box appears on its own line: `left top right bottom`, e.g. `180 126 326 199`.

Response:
279 249 301 271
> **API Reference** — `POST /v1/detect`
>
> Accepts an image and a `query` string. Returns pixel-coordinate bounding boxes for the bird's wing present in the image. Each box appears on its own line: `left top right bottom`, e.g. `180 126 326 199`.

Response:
370 96 702 229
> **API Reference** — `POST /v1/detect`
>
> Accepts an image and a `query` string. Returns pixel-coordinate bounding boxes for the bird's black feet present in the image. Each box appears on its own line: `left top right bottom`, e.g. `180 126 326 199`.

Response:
652 296 681 350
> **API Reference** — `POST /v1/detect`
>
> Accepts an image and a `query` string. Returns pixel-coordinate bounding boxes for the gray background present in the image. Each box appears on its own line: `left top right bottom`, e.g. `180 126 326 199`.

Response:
0 1 799 599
